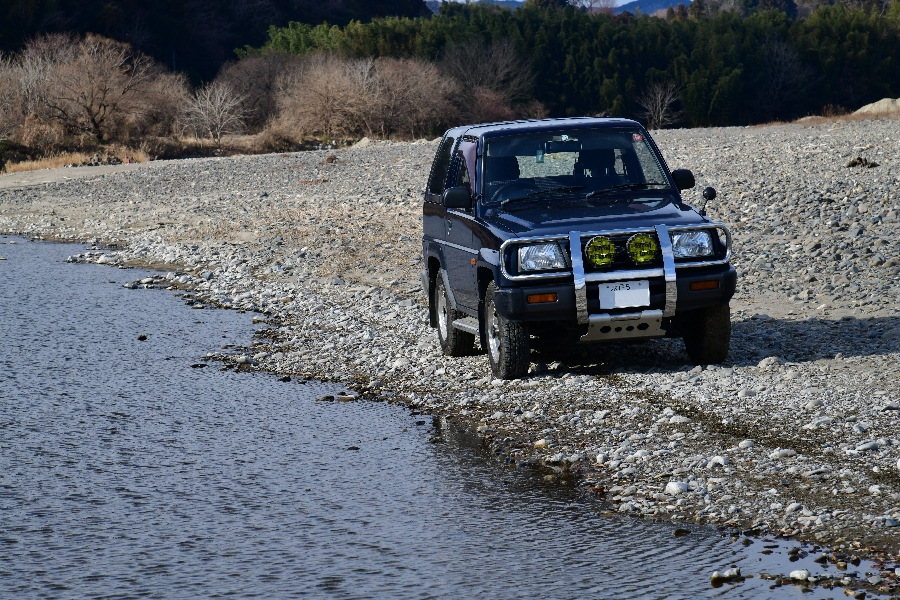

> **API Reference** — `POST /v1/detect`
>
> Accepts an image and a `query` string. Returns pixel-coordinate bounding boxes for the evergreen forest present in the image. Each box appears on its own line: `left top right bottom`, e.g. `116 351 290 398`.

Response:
252 1 900 127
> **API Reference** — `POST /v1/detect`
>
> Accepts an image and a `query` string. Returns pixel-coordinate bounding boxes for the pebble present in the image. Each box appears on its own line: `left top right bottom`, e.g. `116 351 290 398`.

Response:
789 569 810 581
710 567 741 583
665 481 689 495
770 448 797 459
4 118 900 554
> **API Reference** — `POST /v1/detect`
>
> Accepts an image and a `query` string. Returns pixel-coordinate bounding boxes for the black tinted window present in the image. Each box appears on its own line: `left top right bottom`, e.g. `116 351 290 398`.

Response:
427 136 455 195
452 155 470 188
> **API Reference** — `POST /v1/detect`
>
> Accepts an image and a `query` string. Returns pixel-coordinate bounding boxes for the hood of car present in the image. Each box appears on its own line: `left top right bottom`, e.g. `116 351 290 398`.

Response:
480 196 708 237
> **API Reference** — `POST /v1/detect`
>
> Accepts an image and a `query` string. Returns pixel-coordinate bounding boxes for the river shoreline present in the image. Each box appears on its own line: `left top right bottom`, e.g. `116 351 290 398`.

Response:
2 119 900 593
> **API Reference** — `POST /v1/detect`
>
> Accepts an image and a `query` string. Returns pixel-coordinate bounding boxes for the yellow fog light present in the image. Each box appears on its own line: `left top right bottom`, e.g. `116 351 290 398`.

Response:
585 236 616 267
627 233 658 264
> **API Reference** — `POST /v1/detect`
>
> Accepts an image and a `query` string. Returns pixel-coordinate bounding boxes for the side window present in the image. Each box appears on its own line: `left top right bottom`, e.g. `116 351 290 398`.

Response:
427 136 455 196
452 154 470 188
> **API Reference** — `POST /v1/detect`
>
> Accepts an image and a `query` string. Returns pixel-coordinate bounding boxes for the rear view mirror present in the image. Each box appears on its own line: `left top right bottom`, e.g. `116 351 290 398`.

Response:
671 169 695 190
544 140 582 154
442 186 472 209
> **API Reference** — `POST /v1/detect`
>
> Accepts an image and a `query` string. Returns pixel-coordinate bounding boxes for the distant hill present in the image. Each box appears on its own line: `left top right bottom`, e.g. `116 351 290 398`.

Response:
614 0 692 14
426 0 523 11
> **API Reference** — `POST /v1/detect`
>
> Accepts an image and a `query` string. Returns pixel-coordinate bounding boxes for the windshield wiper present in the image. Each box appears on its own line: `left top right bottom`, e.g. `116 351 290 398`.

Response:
585 183 655 199
501 185 586 206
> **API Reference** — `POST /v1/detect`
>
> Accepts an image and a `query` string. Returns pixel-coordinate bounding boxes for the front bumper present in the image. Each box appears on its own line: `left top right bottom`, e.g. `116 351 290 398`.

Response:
493 223 735 342
493 265 736 323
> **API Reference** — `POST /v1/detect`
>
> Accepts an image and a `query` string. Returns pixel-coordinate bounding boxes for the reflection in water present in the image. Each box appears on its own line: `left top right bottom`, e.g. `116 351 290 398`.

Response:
0 237 870 598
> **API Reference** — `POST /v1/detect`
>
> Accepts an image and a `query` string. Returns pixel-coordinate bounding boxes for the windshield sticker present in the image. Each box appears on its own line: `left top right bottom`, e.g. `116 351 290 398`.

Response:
536 149 544 163
632 133 644 142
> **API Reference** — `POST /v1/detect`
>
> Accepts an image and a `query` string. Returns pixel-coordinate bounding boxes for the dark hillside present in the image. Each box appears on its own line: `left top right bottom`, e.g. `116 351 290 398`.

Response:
0 0 430 79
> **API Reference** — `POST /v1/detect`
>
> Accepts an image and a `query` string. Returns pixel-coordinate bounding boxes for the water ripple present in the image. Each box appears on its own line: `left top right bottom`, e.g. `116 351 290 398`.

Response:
0 237 850 599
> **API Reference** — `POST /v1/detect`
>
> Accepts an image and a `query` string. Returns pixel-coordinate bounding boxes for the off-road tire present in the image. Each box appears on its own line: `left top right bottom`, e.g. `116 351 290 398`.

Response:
435 275 474 356
484 282 530 379
681 303 731 365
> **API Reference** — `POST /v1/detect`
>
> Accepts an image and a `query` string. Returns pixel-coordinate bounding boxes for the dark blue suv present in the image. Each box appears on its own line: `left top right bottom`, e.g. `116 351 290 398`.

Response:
420 117 737 379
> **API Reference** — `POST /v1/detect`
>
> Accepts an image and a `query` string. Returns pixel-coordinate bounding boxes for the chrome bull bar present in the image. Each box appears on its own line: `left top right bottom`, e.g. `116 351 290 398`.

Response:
496 223 732 342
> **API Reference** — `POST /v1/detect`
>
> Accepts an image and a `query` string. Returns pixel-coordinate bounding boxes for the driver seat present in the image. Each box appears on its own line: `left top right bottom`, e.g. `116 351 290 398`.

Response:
574 149 616 179
486 156 520 183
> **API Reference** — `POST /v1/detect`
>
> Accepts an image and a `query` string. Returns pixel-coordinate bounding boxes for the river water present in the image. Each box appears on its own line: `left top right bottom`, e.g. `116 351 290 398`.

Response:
0 237 862 598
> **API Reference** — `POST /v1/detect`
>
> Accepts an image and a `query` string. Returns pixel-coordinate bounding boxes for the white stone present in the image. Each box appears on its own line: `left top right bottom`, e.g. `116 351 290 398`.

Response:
789 569 810 581
738 440 755 449
770 448 797 459
706 456 729 468
665 481 689 495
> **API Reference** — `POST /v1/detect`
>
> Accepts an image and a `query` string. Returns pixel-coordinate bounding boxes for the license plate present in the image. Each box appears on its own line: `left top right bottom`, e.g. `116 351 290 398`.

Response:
599 280 650 309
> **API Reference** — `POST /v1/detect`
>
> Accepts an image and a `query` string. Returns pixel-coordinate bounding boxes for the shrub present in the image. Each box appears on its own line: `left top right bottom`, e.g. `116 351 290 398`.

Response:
274 53 456 140
180 81 248 146
217 52 306 132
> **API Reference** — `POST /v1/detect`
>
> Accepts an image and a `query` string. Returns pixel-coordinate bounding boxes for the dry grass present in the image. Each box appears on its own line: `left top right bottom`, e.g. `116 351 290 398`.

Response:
1 148 148 174
791 110 900 126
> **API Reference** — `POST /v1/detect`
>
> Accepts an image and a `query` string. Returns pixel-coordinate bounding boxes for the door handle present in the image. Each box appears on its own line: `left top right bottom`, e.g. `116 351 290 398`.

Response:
446 218 452 231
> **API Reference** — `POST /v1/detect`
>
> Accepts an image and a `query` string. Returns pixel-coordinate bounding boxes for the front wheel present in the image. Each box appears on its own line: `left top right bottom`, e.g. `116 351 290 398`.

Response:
435 275 474 356
681 303 731 365
484 282 530 379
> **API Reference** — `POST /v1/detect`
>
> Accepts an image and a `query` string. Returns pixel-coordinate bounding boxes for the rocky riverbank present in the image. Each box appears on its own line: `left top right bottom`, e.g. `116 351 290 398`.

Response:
2 120 900 593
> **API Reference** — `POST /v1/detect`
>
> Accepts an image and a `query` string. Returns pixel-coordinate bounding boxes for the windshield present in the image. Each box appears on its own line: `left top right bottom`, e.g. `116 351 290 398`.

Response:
482 129 670 205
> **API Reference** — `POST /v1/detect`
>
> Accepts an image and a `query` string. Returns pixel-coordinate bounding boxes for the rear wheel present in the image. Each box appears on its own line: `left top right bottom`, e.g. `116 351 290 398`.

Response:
484 282 530 379
681 303 731 365
435 275 474 356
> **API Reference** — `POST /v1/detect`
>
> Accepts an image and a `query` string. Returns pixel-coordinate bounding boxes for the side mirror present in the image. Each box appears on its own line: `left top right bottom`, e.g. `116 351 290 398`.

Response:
671 169 695 191
442 186 472 209
702 187 717 201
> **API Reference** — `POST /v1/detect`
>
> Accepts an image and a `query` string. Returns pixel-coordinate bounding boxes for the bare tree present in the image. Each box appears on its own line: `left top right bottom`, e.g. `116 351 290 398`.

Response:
182 81 247 146
439 39 536 123
635 81 683 130
16 34 78 119
761 36 815 120
217 51 306 132
0 53 22 138
42 35 154 140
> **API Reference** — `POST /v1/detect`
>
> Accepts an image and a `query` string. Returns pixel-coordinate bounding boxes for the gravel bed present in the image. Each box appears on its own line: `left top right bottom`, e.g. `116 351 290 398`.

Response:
2 121 900 591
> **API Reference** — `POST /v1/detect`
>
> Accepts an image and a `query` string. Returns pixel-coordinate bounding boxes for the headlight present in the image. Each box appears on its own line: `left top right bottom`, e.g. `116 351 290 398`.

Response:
671 231 713 258
518 243 567 272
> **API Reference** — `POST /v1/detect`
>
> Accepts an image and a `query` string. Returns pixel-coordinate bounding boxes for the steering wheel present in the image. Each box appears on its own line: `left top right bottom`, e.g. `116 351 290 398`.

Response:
489 180 538 204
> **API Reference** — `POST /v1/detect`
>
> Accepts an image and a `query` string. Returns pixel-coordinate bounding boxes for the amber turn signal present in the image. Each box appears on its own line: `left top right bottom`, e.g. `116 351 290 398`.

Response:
526 293 558 304
689 280 719 291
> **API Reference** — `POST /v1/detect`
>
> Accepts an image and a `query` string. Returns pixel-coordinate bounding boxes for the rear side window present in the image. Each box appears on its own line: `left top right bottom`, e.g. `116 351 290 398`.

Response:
427 136 455 196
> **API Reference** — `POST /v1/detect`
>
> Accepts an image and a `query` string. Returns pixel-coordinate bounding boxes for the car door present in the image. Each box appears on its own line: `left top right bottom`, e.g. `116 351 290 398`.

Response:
423 135 455 247
445 143 479 310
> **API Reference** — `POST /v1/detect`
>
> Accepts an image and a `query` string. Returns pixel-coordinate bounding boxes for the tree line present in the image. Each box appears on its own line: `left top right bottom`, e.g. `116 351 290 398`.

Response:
0 0 431 81
2 1 900 169
252 1 900 127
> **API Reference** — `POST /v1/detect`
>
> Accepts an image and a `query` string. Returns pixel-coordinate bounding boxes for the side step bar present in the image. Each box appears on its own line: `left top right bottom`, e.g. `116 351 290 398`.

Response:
452 317 479 335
